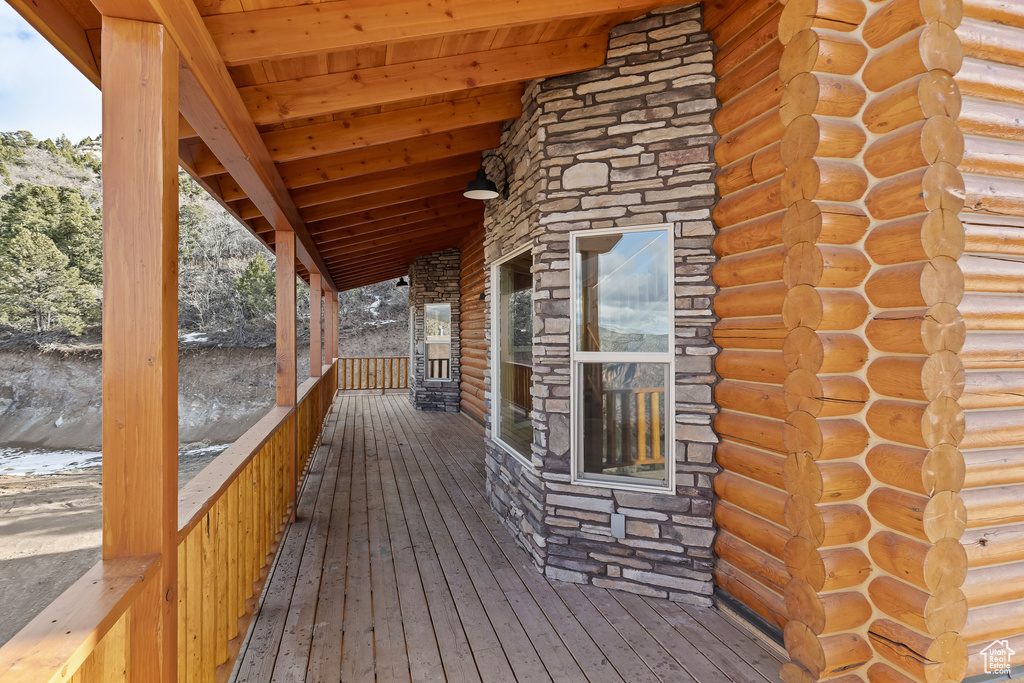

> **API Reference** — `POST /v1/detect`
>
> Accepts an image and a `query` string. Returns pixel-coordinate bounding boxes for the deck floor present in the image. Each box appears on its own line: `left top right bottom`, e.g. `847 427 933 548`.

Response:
232 394 786 683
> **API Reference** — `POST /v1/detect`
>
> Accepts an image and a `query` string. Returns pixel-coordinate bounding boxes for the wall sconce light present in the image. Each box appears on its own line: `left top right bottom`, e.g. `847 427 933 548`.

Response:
396 277 408 287
464 152 509 201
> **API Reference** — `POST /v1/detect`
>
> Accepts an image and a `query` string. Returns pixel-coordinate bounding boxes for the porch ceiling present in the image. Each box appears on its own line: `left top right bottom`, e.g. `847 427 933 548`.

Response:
10 0 683 292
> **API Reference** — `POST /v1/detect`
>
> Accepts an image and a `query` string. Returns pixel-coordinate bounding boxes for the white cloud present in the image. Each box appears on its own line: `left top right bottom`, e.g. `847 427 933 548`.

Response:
0 3 101 142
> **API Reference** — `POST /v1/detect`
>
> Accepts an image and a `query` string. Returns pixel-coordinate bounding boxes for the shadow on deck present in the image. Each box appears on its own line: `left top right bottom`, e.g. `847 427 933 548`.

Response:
232 394 785 682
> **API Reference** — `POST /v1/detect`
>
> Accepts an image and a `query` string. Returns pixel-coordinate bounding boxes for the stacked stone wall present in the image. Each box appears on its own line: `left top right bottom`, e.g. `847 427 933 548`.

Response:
408 248 461 412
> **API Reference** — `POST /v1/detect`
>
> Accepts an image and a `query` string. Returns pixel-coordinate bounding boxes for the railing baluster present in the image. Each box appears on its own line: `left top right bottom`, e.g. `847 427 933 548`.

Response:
638 391 647 464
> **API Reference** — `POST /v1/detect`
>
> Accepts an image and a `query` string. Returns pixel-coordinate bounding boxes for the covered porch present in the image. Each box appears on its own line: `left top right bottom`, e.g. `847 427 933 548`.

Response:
232 393 784 683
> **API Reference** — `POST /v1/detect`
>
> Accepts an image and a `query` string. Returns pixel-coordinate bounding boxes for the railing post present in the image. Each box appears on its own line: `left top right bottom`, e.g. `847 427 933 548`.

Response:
276 228 297 514
100 17 178 682
310 271 322 378
325 289 339 363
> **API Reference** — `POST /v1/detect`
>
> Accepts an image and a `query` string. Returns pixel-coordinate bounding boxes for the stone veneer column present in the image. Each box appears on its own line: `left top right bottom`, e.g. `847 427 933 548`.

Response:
482 3 721 603
408 248 462 412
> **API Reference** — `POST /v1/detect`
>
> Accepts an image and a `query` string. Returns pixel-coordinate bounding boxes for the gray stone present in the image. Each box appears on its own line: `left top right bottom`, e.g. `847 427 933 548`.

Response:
561 162 610 190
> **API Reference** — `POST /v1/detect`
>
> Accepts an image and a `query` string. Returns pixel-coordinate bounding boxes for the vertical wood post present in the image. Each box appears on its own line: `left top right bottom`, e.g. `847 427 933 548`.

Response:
101 16 178 682
275 228 297 508
310 271 322 377
325 289 339 362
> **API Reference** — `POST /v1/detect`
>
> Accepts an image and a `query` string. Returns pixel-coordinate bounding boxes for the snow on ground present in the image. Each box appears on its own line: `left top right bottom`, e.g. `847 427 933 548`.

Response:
180 332 209 344
0 444 228 476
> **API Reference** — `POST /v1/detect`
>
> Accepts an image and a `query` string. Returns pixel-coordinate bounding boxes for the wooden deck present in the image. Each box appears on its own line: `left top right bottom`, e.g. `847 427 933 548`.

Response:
232 394 786 683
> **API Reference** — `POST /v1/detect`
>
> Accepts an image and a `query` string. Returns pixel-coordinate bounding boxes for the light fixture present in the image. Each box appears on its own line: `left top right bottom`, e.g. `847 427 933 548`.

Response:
464 152 509 201
396 277 408 287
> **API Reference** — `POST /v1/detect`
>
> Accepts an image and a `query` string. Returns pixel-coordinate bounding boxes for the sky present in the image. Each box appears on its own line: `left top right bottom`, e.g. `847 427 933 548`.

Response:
0 3 101 142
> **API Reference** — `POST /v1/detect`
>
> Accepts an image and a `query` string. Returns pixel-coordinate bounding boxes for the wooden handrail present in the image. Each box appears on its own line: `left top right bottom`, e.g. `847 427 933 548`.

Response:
339 356 409 391
0 555 159 682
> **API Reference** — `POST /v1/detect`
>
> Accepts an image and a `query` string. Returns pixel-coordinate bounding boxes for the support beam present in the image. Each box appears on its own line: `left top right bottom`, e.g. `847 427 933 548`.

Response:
100 17 177 680
240 35 606 124
314 204 482 248
7 0 100 86
275 228 298 513
310 271 322 378
304 194 473 236
205 0 665 66
300 177 470 223
325 291 339 362
92 0 338 292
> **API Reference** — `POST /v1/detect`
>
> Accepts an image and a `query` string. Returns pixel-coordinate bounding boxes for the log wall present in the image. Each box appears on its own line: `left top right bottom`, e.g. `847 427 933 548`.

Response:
459 225 488 423
955 1 1024 676
709 0 792 633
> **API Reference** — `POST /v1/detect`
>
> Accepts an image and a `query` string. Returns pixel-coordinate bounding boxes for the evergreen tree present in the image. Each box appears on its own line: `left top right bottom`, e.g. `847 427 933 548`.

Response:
234 253 276 321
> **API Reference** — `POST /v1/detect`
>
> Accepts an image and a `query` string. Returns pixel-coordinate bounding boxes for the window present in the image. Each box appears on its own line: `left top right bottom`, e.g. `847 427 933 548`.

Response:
493 249 534 460
424 303 451 380
571 226 673 491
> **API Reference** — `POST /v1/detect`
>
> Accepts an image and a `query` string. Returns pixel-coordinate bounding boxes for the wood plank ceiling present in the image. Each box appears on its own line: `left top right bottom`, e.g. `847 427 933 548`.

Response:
8 0 677 291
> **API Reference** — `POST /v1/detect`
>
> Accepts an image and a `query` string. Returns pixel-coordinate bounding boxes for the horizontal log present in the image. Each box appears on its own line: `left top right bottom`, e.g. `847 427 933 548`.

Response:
784 537 871 591
962 521 1024 567
716 108 785 167
784 411 870 460
864 69 962 136
716 350 789 384
966 633 1024 677
864 257 964 308
869 576 968 636
779 29 868 83
716 39 785 105
716 145 785 197
866 352 965 402
868 397 965 449
959 292 1024 331
716 379 789 420
963 407 1024 449
782 243 871 289
785 495 871 546
779 0 866 45
781 202 869 252
783 453 870 501
868 619 967 682
957 56 1024 106
962 0 1024 27
712 211 785 258
782 286 869 331
862 23 963 94
961 133 1024 179
713 317 789 350
713 177 786 228
783 370 869 417
962 598 1024 646
864 163 965 220
961 330 1024 369
863 210 964 265
960 561 1024 607
716 440 787 490
780 115 867 166
716 500 791 560
781 158 869 205
715 531 789 592
715 410 788 454
716 559 788 630
962 368 1024 408
869 532 968 592
785 579 871 635
962 446 1024 487
715 73 785 136
866 443 965 496
714 282 789 319
863 116 964 179
865 663 920 683
716 472 790 526
783 329 869 374
960 484 1024 528
867 487 967 542
863 0 963 50
866 303 965 354
958 95 1024 141
962 172 1024 218
780 72 867 125
784 620 872 679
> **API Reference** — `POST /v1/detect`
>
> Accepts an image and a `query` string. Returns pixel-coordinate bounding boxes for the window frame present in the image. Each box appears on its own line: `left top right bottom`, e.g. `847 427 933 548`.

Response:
569 223 676 494
490 244 535 466
424 302 452 382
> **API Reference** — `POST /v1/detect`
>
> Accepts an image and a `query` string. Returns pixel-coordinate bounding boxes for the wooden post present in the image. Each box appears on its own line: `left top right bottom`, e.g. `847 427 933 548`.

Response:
101 16 178 682
310 271 322 378
276 228 297 509
325 289 339 362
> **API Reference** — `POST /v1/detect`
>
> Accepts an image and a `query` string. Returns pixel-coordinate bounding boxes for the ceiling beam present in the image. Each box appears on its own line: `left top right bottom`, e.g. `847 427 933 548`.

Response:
305 193 471 234
7 0 101 86
300 177 470 224
240 35 606 125
313 201 481 245
93 0 338 292
319 218 481 258
205 0 666 66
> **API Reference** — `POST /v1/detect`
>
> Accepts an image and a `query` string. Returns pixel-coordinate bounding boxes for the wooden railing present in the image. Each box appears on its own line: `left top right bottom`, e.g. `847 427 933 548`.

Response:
603 388 665 467
0 360 339 682
339 356 408 391
427 358 450 380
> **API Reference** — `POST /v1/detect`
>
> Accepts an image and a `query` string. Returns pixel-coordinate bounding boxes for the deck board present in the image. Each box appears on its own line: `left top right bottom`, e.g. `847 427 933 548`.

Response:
233 394 787 683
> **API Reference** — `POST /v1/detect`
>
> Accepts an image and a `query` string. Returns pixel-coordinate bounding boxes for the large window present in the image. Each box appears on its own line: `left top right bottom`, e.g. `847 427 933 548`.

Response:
424 303 451 380
571 226 673 491
493 249 534 460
